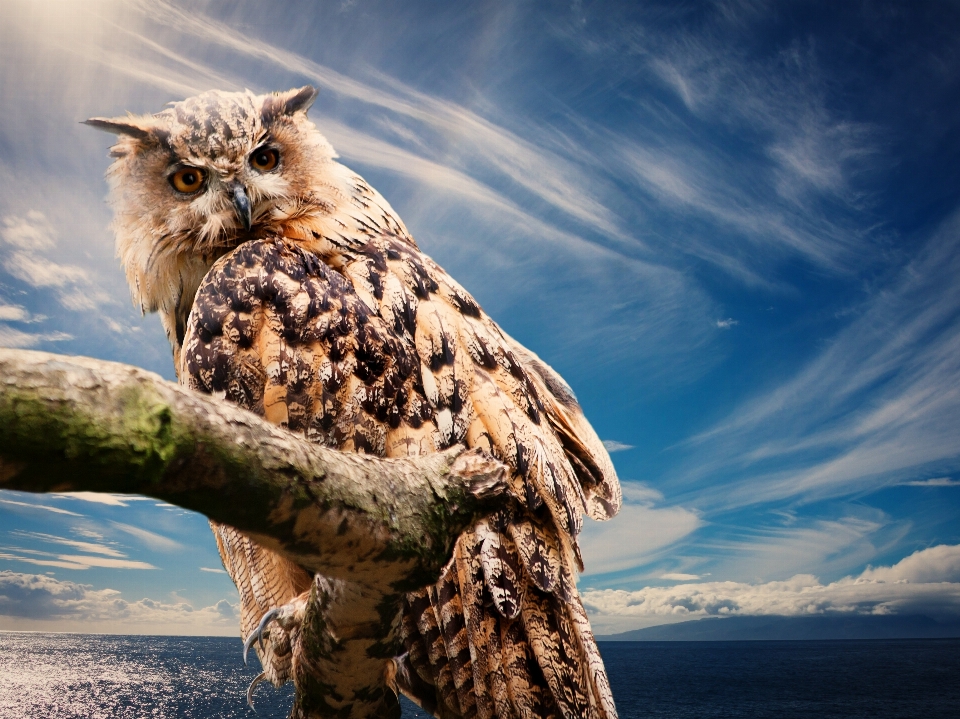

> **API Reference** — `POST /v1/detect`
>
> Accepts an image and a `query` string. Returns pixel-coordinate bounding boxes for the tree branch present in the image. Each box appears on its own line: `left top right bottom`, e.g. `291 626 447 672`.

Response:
0 349 507 592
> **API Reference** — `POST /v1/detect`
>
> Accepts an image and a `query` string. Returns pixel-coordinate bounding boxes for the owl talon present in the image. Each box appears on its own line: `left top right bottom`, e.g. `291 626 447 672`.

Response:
243 607 281 665
246 671 266 711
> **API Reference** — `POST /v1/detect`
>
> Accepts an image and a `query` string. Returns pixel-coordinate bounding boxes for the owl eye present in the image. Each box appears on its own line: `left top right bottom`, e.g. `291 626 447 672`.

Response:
250 147 280 172
170 167 206 194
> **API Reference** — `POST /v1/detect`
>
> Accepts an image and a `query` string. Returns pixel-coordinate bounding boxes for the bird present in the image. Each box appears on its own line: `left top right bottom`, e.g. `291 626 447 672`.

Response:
86 86 622 719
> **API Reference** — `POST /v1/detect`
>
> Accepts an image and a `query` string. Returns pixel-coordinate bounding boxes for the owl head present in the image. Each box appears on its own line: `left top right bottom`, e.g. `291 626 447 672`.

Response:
87 86 339 353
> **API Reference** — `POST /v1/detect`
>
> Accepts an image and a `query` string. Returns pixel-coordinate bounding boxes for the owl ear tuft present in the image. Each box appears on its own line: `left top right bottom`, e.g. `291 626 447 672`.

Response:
83 117 155 141
261 86 318 123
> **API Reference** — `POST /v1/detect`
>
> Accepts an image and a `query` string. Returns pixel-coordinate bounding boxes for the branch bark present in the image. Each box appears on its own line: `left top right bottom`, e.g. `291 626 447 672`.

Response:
0 348 507 592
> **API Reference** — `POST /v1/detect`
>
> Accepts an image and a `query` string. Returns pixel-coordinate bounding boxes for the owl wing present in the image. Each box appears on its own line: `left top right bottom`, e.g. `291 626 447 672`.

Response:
367 238 619 719
180 232 620 718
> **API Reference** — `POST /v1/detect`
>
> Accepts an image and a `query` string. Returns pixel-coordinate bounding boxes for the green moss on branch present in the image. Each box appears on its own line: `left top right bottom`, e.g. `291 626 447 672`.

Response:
0 349 507 591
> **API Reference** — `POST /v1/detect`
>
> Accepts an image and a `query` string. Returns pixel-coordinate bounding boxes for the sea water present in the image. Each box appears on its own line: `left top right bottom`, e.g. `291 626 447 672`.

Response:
0 632 956 718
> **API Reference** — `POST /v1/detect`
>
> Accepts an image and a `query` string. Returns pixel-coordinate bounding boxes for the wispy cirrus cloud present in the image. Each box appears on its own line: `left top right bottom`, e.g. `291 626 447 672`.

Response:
0 327 71 349
0 213 110 312
0 305 42 323
641 11 876 208
10 532 124 558
672 211 960 511
587 505 903 593
109 522 184 552
579 482 701 578
0 551 155 571
2 529 157 570
660 572 700 581
127 0 628 244
52 493 154 507
903 478 960 487
0 499 82 517
697 514 907 584
0 0 714 379
550 3 880 289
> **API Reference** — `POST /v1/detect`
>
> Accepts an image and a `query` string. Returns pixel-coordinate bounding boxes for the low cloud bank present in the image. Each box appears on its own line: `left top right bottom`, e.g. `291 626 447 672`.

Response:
583 544 960 634
0 571 237 635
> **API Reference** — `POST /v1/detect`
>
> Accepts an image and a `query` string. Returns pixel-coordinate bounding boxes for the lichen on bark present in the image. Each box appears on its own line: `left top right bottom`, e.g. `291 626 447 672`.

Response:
0 348 508 591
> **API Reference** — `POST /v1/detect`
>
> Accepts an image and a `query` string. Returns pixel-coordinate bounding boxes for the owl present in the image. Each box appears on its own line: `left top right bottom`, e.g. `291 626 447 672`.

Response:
87 86 621 719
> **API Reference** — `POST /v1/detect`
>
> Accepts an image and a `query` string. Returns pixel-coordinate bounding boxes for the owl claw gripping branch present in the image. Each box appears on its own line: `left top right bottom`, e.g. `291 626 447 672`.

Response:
244 607 282 667
87 86 622 719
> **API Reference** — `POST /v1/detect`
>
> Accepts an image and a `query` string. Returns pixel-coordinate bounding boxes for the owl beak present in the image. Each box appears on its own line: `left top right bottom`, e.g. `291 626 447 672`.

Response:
230 183 252 231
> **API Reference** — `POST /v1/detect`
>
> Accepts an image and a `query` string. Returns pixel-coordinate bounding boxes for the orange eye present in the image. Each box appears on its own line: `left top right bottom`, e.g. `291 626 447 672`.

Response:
250 147 279 172
170 167 206 194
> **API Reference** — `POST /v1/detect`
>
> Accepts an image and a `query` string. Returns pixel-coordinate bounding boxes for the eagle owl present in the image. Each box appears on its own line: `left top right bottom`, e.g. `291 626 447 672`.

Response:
87 87 621 719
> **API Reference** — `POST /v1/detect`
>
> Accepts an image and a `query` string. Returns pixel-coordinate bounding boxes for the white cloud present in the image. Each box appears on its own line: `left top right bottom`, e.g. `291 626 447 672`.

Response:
579 482 701 576
52 492 154 507
54 555 156 570
660 573 700 581
0 212 109 312
620 483 666 504
0 327 71 348
72 527 105 541
10 531 124 558
904 477 960 487
583 544 960 634
0 211 56 251
1 529 159 570
0 571 237 635
199 567 226 574
57 288 112 312
619 141 854 284
602 440 634 452
0 498 82 517
715 318 738 329
3 251 90 289
0 305 28 321
0 551 155 571
0 553 102 571
860 544 960 584
109 522 184 552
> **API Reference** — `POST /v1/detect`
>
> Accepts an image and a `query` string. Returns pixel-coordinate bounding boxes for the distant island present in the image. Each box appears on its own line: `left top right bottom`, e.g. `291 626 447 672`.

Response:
598 614 960 641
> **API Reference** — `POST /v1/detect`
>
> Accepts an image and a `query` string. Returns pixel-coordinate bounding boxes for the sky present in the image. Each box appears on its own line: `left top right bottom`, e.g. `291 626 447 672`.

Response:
1 0 959 637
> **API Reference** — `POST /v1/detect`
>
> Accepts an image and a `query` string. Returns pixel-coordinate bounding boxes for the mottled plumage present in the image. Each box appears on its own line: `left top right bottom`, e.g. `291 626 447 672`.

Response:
90 86 621 719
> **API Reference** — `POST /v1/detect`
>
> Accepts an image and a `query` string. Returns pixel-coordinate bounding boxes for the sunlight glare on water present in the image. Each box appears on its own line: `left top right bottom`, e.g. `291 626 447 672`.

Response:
0 632 431 718
0 632 292 719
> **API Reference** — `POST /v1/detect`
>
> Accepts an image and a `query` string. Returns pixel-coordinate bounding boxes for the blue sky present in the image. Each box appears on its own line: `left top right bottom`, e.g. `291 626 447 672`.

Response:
1 0 959 636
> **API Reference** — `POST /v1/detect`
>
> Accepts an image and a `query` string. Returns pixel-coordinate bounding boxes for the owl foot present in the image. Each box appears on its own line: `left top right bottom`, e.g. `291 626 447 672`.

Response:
246 671 266 711
243 607 281 665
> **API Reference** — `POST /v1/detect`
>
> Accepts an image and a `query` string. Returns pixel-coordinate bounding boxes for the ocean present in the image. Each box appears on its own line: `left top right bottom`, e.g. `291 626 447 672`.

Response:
0 632 956 718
